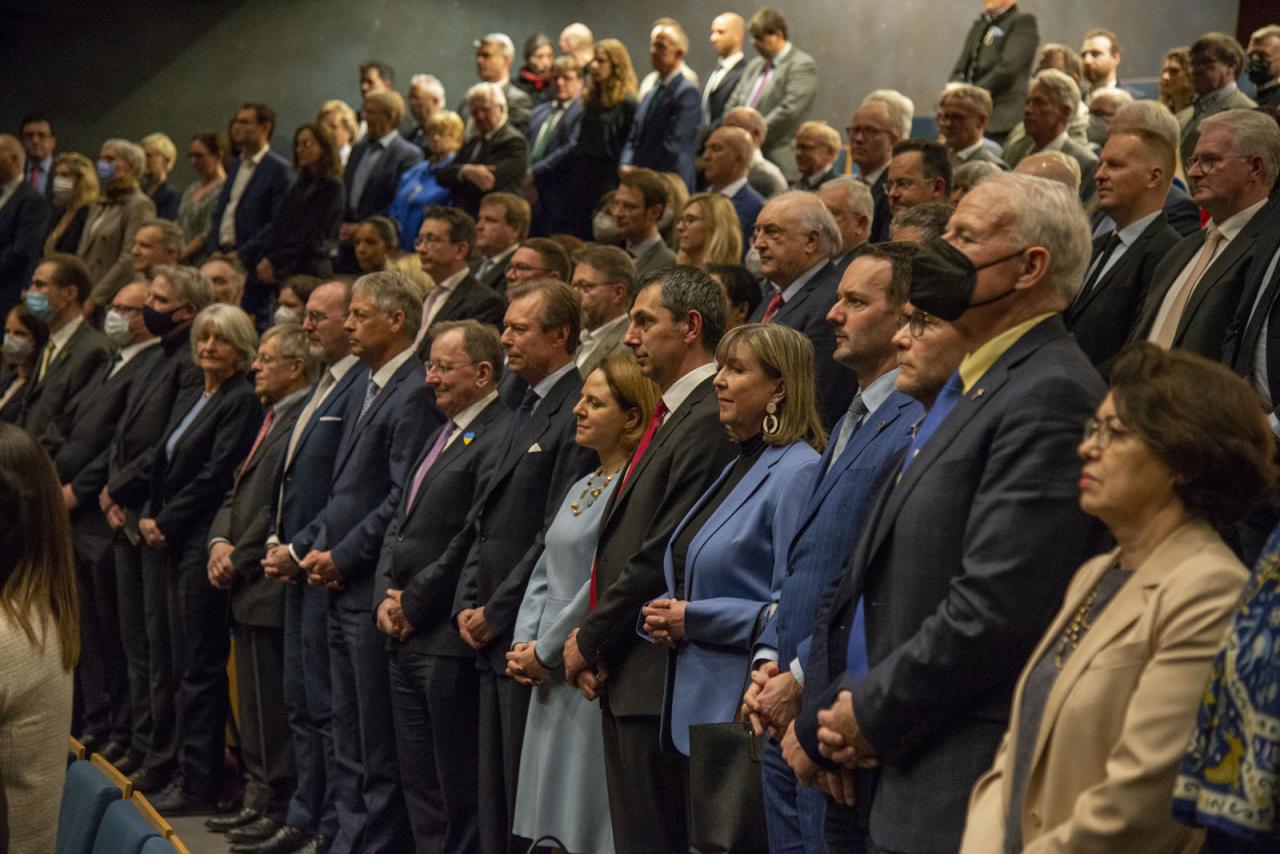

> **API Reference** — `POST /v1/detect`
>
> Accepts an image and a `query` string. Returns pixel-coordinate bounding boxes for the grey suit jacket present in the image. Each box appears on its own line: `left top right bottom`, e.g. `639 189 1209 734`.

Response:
1179 88 1258 171
576 317 630 379
78 190 156 305
22 321 112 453
632 239 677 278
725 46 819 182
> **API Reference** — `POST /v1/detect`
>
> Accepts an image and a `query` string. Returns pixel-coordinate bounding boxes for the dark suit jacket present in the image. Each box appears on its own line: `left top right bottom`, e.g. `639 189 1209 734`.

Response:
950 5 1040 135
750 261 856 428
724 46 819 181
620 74 702 190
797 315 1107 852
437 123 529 219
1224 196 1280 410
0 182 52 315
529 98 586 235
144 373 262 545
149 181 181 221
702 59 745 127
576 375 736 716
447 368 595 672
869 169 892 243
22 321 112 453
1065 212 1180 371
207 150 292 269
1128 199 1274 359
292 353 443 611
1089 184 1203 240
791 164 838 192
344 132 424 222
955 144 1009 169
414 274 507 361
727 181 765 256
377 397 511 658
263 173 343 278
472 252 513 296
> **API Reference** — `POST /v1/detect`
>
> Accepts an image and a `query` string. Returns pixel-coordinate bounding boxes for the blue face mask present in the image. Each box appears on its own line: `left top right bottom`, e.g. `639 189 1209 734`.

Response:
25 290 55 322
96 159 116 182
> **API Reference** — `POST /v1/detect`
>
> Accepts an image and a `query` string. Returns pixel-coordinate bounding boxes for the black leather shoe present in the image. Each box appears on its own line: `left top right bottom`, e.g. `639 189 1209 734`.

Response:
294 833 332 854
114 750 143 775
129 766 170 794
148 782 218 816
98 740 128 764
226 816 282 844
205 806 261 833
229 824 309 854
77 731 105 753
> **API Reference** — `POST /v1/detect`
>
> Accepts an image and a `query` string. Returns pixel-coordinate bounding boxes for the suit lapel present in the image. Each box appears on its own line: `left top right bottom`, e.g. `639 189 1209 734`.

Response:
1177 206 1270 341
170 380 234 462
488 370 577 490
1132 235 1202 338
774 262 833 325
331 359 412 479
238 398 302 482
685 446 786 592
1072 217 1163 320
284 364 363 476
406 400 503 517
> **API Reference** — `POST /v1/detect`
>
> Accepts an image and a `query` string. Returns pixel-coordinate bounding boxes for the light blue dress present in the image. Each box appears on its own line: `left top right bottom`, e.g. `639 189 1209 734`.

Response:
511 468 616 853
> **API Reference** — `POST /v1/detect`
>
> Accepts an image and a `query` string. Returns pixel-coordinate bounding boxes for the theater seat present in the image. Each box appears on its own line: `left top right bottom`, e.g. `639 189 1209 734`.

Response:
55 759 122 854
89 798 161 854
141 835 190 854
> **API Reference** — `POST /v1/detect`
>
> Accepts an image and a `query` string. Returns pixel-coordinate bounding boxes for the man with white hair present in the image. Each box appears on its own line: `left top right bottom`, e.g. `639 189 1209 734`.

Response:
791 121 841 191
817 177 874 274
464 33 533 133
750 190 856 426
0 133 51 316
788 173 1106 852
937 84 1008 169
849 90 913 242
1003 68 1099 202
439 83 530 219
404 74 447 150
1133 109 1279 359
722 106 789 197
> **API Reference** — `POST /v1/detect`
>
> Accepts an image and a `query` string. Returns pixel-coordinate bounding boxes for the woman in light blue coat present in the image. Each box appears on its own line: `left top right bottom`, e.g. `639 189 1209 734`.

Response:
507 354 661 853
643 323 824 756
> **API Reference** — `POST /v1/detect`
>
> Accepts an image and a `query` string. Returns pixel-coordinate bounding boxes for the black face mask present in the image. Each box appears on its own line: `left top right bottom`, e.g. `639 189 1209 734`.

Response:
142 305 179 337
1246 57 1272 87
909 238 1027 321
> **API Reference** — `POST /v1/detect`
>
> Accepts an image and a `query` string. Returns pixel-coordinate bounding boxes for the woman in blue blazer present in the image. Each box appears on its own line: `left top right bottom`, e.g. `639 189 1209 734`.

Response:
643 323 824 756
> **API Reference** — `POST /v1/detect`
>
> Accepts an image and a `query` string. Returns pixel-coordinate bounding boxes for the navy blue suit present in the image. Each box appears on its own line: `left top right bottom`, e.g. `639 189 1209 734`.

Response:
338 133 423 272
207 150 292 318
0 181 52 316
726 181 766 257
272 363 363 840
293 352 443 854
754 389 920 851
528 98 585 236
620 74 702 189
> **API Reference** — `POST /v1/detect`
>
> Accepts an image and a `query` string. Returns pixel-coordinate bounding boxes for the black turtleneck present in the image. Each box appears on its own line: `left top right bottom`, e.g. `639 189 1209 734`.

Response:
669 432 767 595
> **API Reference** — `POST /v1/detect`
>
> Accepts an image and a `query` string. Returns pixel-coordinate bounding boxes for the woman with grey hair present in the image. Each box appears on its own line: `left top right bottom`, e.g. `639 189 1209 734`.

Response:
137 302 263 813
77 138 156 316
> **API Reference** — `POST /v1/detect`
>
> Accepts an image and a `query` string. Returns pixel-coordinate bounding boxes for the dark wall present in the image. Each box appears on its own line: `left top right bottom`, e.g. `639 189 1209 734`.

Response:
0 0 1239 184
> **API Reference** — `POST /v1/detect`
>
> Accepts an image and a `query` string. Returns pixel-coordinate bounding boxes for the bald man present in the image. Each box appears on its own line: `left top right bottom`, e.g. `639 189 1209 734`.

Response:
702 125 765 249
0 133 52 316
702 13 747 126
1014 150 1082 195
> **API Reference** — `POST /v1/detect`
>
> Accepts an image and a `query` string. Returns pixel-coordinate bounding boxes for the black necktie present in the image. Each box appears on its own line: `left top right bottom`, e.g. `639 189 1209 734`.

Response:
511 387 539 438
1076 232 1121 306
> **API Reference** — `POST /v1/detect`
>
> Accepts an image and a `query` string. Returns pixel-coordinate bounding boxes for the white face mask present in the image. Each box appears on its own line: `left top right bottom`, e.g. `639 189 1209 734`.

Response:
103 309 133 347
3 332 34 365
273 306 301 326
744 246 764 278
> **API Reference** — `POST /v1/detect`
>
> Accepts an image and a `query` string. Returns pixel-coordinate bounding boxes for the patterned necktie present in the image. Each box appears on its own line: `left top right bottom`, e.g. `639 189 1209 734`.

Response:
358 376 381 422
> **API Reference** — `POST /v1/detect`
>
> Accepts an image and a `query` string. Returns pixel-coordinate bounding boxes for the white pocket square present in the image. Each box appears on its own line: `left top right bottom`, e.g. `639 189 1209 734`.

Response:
528 442 543 453
319 416 342 422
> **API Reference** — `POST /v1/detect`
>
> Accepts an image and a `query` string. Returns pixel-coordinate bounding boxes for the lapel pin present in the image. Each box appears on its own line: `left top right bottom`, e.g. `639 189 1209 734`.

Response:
972 388 985 398
463 431 475 446
875 420 887 433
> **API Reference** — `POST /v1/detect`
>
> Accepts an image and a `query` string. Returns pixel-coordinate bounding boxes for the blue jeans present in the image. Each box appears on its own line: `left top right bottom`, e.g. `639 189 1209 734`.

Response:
761 738 827 854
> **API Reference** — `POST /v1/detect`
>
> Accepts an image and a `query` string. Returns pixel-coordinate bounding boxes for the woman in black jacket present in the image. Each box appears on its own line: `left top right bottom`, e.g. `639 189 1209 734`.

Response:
256 123 344 285
563 38 638 239
138 303 262 812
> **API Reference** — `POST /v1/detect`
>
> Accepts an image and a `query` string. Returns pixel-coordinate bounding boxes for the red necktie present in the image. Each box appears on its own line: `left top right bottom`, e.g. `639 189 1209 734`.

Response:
589 399 668 609
762 291 784 323
235 408 275 489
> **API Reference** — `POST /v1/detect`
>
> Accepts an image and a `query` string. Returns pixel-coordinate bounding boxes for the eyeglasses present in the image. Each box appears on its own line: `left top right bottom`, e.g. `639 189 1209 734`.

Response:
427 359 473 373
1185 153 1251 173
1081 416 1131 448
253 353 299 367
508 262 549 275
898 312 939 339
677 213 704 226
304 310 347 324
886 178 923 192
847 125 890 138
414 234 450 248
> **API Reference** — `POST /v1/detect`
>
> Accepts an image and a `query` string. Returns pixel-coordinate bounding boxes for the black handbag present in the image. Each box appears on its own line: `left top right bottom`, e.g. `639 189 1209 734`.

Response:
686 720 770 854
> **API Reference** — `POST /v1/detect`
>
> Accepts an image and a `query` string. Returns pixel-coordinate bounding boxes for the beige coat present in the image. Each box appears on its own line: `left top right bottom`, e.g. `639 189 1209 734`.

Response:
961 520 1246 854
77 188 154 305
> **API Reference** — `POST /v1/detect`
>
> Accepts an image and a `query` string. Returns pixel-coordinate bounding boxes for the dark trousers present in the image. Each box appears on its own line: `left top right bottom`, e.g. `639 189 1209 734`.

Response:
599 698 689 854
389 646 481 854
73 520 128 743
761 738 827 854
476 668 530 854
328 604 410 854
234 622 295 822
284 583 337 837
166 530 230 797
131 540 177 775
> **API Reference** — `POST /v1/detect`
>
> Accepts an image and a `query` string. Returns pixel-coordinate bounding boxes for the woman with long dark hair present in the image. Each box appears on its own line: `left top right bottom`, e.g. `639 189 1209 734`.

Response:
256 123 345 285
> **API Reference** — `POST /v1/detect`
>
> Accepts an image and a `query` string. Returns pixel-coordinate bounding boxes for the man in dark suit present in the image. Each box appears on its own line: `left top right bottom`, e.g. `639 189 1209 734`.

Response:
886 139 952 220
950 1 1040 142
1066 129 1180 371
208 103 292 324
613 169 677 278
701 13 746 128
19 114 56 200
0 134 52 316
99 265 210 791
723 8 818 183
413 207 506 361
527 58 586 236
1004 69 1099 202
816 178 874 275
439 83 530 219
374 320 511 853
21 253 111 452
786 173 1106 852
463 33 534 134
447 281 595 853
620 21 702 190
473 192 528 296
750 191 856 428
1129 110 1278 358
850 93 911 244
790 121 841 191
565 266 736 854
205 324 314 847
1179 33 1257 169
336 90 423 273
289 272 442 854
259 279 364 854
703 126 765 251
55 280 161 763
746 244 927 852
938 85 1009 170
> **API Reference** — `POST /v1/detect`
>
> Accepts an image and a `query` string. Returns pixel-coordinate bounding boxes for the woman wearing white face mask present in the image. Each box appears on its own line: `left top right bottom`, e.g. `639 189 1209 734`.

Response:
0 305 50 423
271 275 320 326
43 153 99 255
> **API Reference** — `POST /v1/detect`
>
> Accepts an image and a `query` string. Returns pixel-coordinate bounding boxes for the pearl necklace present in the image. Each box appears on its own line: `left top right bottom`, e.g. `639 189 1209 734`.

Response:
570 465 620 516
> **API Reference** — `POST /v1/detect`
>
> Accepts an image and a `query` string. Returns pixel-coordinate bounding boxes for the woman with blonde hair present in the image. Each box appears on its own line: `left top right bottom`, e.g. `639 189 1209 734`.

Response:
0 422 79 852
141 132 181 219
676 193 743 268
43 152 99 254
389 110 464 252
316 99 359 166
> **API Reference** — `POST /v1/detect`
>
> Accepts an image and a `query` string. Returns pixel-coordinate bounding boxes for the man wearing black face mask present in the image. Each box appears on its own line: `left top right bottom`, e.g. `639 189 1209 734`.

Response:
1247 25 1280 111
787 173 1107 853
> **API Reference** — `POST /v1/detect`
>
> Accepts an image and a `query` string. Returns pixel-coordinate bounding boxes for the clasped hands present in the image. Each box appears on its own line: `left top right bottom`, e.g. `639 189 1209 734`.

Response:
741 661 802 740
640 597 687 647
376 589 414 640
778 690 879 808
460 164 497 191
562 629 607 701
506 640 548 686
457 606 495 649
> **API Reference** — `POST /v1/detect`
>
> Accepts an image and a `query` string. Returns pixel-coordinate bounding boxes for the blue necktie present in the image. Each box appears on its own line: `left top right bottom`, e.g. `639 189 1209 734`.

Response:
845 598 870 683
902 370 964 473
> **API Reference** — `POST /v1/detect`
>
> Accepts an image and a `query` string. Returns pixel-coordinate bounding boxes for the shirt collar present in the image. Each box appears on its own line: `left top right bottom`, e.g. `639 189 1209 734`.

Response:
718 52 745 70
369 345 416 388
662 362 718 415
531 359 577 400
452 389 499 431
242 143 270 167
49 314 83 350
959 312 1054 392
957 139 987 159
328 352 360 383
717 176 749 198
1038 132 1069 153
860 368 899 416
1213 197 1269 242
1115 209 1162 247
1198 82 1240 111
437 265 471 293
485 244 518 265
769 258 828 302
272 385 312 415
657 67 683 87
375 128 400 148
628 233 663 256
116 336 162 366
482 120 508 141
861 161 889 185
